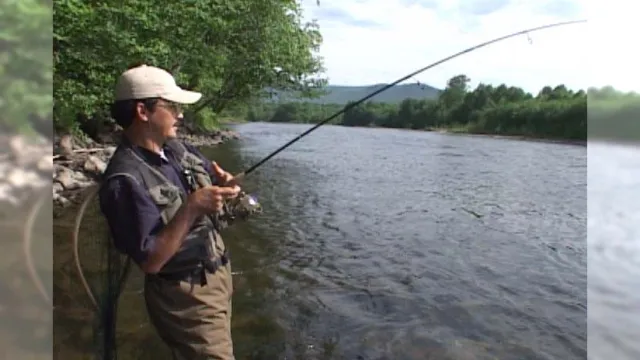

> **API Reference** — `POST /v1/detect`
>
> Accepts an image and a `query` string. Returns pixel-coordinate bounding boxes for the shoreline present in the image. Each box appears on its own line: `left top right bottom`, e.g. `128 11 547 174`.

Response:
52 129 239 215
428 129 587 147
236 121 587 147
364 124 587 147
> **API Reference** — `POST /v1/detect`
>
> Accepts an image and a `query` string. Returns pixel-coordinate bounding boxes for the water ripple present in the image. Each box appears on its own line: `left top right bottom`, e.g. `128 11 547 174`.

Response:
587 142 640 360
208 123 592 360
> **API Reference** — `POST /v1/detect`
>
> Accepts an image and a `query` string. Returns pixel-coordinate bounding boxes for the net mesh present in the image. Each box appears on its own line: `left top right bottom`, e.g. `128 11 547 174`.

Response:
74 186 132 359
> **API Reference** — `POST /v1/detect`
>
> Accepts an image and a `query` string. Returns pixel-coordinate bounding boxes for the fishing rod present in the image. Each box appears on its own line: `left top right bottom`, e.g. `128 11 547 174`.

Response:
231 19 586 182
222 19 587 224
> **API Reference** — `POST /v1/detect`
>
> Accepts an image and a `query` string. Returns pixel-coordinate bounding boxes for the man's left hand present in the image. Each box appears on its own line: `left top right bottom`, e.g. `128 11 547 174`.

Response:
211 161 238 186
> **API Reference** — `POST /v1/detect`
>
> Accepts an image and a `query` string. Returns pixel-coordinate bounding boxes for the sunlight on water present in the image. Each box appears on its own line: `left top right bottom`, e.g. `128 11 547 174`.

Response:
588 141 640 360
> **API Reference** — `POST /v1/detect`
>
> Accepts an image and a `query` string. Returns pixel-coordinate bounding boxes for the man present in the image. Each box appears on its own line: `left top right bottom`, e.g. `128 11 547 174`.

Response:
99 64 240 359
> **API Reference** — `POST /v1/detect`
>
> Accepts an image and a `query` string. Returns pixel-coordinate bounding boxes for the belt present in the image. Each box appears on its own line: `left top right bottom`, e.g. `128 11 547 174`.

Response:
203 250 229 273
153 250 229 285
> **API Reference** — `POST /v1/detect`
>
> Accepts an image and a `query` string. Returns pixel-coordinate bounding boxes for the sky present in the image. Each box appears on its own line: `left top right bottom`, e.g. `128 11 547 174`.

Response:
299 0 638 94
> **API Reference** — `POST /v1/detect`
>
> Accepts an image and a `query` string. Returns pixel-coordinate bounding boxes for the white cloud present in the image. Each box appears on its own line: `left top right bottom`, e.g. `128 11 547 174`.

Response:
299 0 638 94
587 0 639 93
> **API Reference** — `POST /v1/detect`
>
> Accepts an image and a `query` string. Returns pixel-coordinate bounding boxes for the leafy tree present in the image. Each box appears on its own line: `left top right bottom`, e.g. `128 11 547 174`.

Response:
1 0 53 137
53 0 326 137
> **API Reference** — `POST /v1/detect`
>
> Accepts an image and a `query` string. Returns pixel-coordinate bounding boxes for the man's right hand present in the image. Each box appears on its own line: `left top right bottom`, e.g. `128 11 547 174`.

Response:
189 185 241 214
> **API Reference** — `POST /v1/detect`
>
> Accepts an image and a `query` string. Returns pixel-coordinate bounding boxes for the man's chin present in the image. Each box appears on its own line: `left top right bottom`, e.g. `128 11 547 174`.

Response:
167 128 179 139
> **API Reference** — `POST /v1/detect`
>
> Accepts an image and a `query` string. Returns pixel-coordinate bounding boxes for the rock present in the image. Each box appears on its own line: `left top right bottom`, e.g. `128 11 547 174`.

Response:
37 155 53 172
52 181 71 208
7 168 46 188
55 167 82 190
53 182 63 194
0 134 51 207
0 162 8 180
8 136 24 155
59 134 74 156
9 135 51 168
0 183 19 205
104 146 116 157
53 164 64 178
84 155 107 175
53 192 70 207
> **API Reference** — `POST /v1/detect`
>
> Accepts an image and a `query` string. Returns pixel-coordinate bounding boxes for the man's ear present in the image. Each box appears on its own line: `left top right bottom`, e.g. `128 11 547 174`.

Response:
135 102 149 122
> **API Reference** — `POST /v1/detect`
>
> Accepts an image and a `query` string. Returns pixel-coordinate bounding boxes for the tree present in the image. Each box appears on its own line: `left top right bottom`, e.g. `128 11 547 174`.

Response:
53 0 327 136
1 0 53 137
438 74 470 109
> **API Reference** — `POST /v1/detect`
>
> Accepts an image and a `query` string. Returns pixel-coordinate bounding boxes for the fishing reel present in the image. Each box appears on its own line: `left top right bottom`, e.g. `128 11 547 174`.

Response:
215 191 262 230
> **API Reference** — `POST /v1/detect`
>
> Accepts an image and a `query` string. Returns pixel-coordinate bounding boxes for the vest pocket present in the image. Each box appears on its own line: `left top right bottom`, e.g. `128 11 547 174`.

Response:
148 185 183 224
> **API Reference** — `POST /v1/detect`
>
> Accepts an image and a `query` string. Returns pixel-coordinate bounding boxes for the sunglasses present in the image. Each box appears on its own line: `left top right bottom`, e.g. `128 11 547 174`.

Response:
156 101 183 116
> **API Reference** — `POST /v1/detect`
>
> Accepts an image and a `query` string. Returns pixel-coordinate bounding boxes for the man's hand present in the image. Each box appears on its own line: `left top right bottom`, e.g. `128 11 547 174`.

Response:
211 161 238 186
188 185 241 215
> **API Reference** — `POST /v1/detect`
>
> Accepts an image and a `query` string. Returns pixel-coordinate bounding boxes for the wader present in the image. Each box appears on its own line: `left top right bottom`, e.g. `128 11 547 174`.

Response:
102 139 234 360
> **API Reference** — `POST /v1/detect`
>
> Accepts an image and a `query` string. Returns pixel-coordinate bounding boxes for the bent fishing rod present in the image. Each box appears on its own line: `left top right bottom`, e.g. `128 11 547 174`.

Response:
230 19 586 181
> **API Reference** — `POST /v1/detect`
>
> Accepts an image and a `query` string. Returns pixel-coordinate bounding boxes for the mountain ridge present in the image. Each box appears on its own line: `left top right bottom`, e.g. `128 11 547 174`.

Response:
269 83 442 105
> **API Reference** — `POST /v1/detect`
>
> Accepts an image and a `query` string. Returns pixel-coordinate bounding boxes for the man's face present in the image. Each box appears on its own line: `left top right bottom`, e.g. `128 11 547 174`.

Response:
138 99 183 140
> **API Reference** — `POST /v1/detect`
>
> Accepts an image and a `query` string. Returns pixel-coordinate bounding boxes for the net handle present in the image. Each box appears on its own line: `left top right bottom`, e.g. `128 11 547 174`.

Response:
72 184 101 311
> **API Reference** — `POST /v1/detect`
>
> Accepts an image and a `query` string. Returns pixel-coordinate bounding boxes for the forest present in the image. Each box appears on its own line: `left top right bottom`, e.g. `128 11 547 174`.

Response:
240 78 639 142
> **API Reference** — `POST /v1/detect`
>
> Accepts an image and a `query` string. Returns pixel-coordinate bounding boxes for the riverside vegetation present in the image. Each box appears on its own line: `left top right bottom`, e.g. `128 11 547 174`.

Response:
237 78 640 144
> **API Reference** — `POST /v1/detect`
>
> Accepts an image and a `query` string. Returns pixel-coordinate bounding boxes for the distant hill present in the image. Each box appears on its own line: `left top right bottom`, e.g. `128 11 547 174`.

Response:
269 83 442 105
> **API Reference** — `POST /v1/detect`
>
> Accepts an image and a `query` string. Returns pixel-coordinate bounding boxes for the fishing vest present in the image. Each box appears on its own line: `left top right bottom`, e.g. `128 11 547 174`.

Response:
101 138 225 275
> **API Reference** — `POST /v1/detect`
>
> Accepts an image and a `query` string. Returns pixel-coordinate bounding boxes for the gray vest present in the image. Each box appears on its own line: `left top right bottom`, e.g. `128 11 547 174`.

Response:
102 138 224 275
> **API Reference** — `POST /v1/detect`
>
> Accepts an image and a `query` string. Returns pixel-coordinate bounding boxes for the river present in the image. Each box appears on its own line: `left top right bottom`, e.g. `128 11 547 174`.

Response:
49 122 637 360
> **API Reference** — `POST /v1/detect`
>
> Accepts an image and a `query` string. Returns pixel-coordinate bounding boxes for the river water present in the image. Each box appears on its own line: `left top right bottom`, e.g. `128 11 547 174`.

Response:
50 123 639 360
587 142 640 360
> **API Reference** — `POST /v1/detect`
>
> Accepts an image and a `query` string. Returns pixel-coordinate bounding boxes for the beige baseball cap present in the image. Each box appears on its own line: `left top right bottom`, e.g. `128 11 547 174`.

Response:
114 64 202 104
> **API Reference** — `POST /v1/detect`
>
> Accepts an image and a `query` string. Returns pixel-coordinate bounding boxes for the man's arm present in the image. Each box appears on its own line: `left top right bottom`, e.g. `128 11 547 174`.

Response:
98 176 201 274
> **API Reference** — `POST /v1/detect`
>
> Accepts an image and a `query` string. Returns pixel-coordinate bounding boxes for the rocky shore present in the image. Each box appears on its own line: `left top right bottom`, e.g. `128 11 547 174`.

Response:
0 135 52 211
50 129 239 213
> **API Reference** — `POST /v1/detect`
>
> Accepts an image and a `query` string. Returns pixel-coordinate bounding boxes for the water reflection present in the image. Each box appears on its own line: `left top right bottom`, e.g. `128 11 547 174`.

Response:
214 123 587 360
201 141 332 359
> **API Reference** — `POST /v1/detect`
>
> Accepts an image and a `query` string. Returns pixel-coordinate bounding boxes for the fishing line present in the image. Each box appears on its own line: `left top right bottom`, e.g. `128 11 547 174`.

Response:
231 19 586 182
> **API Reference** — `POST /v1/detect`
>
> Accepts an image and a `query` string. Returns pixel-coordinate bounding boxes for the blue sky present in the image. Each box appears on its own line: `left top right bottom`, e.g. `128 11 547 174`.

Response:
299 0 637 94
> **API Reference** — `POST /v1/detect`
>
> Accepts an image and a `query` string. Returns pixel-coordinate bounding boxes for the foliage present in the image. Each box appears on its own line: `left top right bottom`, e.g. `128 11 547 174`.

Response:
246 101 342 124
588 86 640 142
0 0 53 137
53 0 326 136
240 74 590 141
